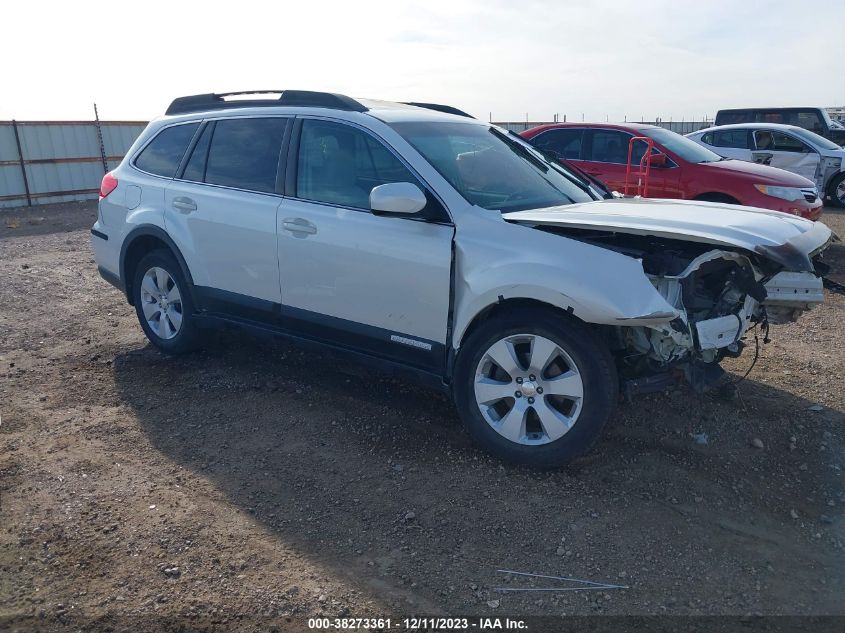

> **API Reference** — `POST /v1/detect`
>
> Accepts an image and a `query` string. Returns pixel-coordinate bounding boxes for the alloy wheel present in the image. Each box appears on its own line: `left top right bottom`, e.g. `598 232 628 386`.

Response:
139 266 183 340
473 333 584 445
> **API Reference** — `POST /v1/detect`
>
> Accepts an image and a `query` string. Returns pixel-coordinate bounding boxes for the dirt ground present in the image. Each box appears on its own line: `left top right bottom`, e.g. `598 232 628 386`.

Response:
1 200 844 630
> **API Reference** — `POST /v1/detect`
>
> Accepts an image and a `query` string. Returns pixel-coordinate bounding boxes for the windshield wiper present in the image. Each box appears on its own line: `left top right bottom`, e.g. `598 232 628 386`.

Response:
506 131 605 198
508 130 593 196
491 128 550 173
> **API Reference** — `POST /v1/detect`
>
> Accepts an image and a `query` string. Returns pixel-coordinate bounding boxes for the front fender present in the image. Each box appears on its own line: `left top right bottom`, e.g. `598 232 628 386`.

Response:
451 218 679 349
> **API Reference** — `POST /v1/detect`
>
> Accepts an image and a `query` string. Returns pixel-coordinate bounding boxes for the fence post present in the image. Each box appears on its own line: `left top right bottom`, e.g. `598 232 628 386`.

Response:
93 103 108 174
11 120 32 207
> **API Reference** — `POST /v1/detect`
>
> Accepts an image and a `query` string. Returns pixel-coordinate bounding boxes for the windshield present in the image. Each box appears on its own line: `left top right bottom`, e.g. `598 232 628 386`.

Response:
640 127 723 163
389 121 595 212
790 126 843 151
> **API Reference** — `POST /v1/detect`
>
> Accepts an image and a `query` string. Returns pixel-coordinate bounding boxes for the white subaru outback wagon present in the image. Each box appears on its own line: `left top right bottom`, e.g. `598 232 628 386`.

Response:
91 90 834 467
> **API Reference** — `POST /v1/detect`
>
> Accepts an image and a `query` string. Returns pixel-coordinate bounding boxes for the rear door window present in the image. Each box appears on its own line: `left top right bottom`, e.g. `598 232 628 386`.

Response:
717 111 752 125
134 123 199 177
588 129 646 164
757 111 788 124
531 129 584 160
712 129 749 149
794 111 824 133
203 118 287 193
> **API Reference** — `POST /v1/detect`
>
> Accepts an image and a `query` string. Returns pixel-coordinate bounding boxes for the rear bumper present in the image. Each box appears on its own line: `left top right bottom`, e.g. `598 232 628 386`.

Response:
97 266 124 292
91 222 123 292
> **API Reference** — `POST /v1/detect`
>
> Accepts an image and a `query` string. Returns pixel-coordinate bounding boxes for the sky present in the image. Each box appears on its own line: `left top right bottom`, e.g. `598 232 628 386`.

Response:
2 0 842 123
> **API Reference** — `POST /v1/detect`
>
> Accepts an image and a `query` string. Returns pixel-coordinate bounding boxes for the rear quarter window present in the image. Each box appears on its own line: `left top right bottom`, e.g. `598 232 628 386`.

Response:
134 123 199 177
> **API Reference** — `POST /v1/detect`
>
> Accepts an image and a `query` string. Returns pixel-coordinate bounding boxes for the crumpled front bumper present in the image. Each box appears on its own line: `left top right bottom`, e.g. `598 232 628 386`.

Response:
754 219 835 272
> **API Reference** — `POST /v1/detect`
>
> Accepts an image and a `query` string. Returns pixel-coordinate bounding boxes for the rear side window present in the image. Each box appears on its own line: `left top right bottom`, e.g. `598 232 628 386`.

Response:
588 130 647 164
760 110 797 125
202 118 287 193
531 129 584 160
795 111 823 133
296 119 421 209
712 129 749 149
716 111 752 125
134 123 199 177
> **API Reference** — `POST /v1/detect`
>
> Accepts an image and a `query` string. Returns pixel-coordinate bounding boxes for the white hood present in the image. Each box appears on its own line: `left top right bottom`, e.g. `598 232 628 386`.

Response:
503 198 833 271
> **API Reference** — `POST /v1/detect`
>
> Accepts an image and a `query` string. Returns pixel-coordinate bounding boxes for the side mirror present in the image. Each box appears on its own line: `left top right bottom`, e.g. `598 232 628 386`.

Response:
370 182 427 216
648 153 668 167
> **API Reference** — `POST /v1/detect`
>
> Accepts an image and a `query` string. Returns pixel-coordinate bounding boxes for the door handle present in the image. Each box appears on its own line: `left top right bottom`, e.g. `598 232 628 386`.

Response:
282 217 317 235
172 197 197 213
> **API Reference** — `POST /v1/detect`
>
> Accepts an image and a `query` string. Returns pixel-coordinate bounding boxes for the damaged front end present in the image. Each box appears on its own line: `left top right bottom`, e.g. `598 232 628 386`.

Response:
610 237 826 395
502 199 834 397
532 227 829 396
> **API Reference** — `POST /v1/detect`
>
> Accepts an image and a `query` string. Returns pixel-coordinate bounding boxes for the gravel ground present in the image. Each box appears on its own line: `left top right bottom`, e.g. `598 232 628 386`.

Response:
1 200 844 630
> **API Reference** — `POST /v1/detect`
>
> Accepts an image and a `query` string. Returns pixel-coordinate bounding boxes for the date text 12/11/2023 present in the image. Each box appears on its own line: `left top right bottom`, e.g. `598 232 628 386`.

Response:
307 617 528 630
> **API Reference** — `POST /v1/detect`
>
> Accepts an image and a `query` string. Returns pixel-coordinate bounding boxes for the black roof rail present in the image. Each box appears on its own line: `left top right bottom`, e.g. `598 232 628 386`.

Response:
402 102 475 119
165 90 369 116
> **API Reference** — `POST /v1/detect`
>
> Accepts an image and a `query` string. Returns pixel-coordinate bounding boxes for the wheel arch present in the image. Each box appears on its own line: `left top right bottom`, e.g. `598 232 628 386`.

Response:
693 192 741 204
825 171 845 205
453 296 609 361
120 225 196 306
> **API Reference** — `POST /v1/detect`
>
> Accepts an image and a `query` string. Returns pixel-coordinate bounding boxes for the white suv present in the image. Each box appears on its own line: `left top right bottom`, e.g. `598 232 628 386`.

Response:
92 90 833 467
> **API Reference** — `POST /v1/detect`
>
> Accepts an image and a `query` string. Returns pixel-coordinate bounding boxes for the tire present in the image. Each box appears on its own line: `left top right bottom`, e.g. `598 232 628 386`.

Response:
132 249 201 354
827 172 845 208
453 309 618 468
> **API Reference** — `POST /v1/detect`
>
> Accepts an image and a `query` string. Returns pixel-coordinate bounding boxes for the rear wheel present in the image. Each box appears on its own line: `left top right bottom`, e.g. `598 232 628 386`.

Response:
828 173 845 208
132 250 200 354
453 309 618 468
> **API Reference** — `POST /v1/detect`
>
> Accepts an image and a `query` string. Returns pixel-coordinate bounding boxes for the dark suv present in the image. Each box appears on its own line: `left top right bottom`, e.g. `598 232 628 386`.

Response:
715 108 845 146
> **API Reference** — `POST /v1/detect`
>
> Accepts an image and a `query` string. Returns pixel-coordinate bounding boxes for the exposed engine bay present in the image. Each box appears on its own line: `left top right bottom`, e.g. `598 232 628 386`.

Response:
535 227 827 391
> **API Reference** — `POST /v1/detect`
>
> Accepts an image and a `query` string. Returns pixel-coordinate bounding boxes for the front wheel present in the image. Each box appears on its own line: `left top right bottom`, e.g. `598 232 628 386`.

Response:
453 309 618 468
828 172 845 208
132 250 201 354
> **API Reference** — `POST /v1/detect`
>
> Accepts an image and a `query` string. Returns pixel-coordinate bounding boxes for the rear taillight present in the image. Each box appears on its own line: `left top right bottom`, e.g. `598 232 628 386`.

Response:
99 172 118 199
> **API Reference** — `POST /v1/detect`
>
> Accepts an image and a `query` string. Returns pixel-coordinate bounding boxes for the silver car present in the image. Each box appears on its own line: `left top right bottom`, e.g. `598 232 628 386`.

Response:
688 123 845 207
91 90 834 467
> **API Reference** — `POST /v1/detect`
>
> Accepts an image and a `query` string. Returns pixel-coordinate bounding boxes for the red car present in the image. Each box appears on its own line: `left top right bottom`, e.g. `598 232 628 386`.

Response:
521 123 823 220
